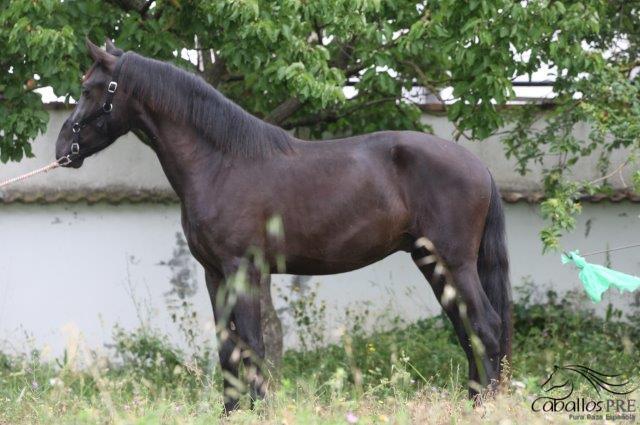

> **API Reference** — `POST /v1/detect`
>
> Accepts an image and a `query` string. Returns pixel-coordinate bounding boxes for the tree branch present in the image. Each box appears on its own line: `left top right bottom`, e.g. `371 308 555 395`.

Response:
282 97 397 129
313 18 324 45
265 98 304 125
403 60 473 141
344 62 367 78
139 0 153 17
107 0 150 13
331 38 355 70
590 158 631 186
221 75 244 83
200 51 228 87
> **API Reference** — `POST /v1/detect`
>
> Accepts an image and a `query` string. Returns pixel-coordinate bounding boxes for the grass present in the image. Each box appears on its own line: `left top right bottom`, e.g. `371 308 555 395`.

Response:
0 287 638 424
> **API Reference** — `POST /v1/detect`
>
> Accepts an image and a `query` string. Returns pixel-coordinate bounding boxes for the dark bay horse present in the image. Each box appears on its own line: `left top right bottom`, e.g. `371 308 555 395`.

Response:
56 39 512 411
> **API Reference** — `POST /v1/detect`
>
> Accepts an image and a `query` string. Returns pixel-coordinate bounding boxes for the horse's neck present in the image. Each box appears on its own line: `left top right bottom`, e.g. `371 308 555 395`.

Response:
135 109 223 202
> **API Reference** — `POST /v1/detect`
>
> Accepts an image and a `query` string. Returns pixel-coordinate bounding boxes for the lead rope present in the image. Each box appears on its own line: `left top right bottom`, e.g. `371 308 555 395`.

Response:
1 56 125 192
0 156 71 190
580 243 640 257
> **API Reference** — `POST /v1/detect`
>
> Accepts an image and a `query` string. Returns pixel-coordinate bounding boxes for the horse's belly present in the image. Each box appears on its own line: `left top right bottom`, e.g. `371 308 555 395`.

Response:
283 249 394 275
266 145 412 274
279 215 412 275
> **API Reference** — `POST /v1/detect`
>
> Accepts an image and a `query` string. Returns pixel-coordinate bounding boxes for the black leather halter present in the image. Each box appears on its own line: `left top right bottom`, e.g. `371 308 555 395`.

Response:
69 56 125 157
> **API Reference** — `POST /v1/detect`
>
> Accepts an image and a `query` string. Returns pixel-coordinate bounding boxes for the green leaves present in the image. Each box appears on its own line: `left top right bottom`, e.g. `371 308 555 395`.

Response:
0 0 79 163
1 0 638 251
633 171 640 194
493 1 640 251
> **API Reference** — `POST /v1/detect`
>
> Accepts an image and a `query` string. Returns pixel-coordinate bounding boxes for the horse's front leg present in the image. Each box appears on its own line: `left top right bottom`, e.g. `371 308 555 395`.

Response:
204 269 242 412
221 259 267 405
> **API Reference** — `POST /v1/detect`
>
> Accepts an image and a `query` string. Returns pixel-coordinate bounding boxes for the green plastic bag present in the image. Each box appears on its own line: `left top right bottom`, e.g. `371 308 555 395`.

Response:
561 251 640 302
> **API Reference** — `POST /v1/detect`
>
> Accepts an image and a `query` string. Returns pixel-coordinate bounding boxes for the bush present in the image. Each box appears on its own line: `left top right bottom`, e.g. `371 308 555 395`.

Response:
283 285 640 397
0 287 637 423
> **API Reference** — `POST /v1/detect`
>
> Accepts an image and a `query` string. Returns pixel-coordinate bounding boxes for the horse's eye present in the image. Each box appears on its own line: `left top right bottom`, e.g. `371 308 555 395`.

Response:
81 88 90 97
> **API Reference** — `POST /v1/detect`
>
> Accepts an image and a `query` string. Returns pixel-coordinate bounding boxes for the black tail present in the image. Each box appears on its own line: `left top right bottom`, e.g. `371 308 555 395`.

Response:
477 175 512 376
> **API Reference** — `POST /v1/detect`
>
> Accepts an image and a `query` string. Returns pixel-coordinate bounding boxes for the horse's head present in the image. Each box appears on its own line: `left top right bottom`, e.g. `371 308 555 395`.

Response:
541 365 573 394
56 38 132 168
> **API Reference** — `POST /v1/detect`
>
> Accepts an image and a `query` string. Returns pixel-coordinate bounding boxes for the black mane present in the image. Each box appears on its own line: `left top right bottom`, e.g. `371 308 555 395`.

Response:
119 52 293 158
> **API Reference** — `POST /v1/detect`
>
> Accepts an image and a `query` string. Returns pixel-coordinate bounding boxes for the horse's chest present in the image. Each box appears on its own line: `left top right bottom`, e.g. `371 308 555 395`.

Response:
178 206 224 265
180 205 255 265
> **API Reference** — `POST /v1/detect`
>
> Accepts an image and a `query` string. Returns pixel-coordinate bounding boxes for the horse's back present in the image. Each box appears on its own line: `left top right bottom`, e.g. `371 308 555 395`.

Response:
293 130 491 201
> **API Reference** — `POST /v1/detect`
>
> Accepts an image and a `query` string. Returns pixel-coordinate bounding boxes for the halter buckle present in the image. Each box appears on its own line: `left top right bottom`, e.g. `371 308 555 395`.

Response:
103 102 113 112
107 81 118 93
57 156 72 166
71 143 80 155
72 123 81 133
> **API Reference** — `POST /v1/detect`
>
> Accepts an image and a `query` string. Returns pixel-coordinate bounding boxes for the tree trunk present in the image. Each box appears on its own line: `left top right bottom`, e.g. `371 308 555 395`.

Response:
260 275 283 376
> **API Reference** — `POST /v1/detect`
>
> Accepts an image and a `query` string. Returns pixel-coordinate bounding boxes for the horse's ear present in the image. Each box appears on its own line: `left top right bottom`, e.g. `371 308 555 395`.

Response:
105 38 124 56
85 37 104 62
85 37 117 73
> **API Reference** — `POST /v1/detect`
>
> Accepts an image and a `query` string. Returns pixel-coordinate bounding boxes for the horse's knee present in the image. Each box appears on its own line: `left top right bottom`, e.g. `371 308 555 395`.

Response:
218 337 240 369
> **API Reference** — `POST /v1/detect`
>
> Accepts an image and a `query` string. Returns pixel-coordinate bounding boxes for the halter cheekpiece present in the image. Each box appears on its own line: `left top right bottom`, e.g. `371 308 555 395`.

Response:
67 56 125 162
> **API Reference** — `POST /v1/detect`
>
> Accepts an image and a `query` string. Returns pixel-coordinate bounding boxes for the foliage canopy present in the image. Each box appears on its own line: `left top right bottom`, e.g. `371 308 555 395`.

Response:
1 0 639 248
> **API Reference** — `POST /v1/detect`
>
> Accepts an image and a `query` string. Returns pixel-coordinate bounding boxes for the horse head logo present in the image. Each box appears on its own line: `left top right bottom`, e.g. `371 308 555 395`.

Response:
541 364 636 399
541 365 575 399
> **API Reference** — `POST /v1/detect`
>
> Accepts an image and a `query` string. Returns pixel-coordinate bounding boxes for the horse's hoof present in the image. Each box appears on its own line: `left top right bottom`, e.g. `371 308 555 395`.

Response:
223 400 240 415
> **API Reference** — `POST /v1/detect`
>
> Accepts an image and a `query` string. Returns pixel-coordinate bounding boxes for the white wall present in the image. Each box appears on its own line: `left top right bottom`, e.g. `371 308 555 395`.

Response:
0 110 170 196
0 202 638 357
0 109 638 357
0 109 634 198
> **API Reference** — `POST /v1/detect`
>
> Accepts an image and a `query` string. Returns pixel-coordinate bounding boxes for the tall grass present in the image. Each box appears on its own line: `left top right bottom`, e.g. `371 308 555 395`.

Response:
0 286 638 424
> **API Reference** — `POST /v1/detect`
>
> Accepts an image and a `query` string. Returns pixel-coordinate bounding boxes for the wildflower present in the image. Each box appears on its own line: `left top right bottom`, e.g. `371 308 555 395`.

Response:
346 412 358 423
511 380 525 389
49 377 63 387
31 380 38 390
441 284 457 305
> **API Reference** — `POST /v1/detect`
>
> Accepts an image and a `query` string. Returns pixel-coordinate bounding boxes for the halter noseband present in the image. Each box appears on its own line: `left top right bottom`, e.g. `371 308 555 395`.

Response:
67 56 125 161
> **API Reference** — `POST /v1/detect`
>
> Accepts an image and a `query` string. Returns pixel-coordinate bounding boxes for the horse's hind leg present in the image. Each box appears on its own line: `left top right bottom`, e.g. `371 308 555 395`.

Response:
412 241 502 398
